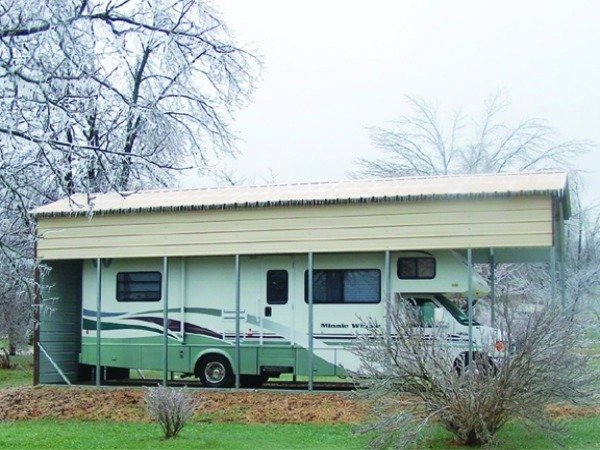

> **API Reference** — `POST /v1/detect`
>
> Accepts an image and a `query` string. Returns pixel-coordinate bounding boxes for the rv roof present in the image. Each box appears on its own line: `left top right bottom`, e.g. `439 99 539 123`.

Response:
33 171 570 218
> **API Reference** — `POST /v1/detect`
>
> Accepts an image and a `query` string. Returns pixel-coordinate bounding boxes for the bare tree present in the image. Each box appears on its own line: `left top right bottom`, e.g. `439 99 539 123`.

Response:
0 154 43 355
0 0 260 355
353 93 586 178
563 188 600 322
351 294 598 448
0 0 259 194
212 165 278 187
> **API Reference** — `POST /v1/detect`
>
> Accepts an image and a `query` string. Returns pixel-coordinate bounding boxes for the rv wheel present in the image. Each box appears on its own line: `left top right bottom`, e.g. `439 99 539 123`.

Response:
196 355 234 388
453 352 497 376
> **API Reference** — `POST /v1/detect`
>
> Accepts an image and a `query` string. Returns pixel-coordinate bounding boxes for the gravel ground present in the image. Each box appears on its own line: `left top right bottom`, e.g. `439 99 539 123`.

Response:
0 386 366 424
0 386 597 424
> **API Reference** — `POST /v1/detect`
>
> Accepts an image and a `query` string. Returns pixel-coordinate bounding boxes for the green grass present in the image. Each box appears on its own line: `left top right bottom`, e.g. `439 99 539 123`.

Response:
0 338 33 388
0 418 599 449
423 417 600 449
0 354 33 388
0 421 364 449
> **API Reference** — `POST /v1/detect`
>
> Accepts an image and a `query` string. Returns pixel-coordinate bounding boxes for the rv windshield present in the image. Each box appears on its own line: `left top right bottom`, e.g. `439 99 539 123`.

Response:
434 295 480 326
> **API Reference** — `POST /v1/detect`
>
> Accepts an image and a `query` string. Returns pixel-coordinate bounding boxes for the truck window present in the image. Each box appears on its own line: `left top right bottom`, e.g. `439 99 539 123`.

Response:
304 269 381 304
434 294 480 326
266 270 288 304
116 272 161 302
397 257 436 279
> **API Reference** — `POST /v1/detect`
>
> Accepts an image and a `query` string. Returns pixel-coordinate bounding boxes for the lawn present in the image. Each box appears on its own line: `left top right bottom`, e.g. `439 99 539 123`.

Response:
0 418 598 449
0 421 365 449
423 417 600 450
0 355 32 388
0 337 32 388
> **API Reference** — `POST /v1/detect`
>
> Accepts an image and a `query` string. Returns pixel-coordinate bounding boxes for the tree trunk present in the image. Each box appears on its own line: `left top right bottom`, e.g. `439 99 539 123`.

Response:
0 347 10 369
464 430 485 446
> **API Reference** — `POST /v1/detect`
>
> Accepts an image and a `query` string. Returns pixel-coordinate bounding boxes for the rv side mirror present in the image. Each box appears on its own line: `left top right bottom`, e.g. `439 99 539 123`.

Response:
434 307 444 324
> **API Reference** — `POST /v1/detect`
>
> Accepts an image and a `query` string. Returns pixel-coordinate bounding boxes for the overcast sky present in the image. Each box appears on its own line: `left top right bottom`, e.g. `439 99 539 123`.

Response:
194 0 599 205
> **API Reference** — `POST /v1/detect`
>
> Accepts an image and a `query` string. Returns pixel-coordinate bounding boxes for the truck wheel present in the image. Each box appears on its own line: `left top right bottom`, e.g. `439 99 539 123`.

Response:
196 355 234 388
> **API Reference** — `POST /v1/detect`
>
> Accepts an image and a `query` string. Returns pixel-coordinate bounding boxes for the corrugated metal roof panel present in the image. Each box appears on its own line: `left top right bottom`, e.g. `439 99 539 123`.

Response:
33 171 569 218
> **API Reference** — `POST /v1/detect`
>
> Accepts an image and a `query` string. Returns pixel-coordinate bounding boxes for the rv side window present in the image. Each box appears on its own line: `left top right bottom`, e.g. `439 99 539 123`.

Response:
397 257 436 279
266 270 288 304
304 269 381 304
116 272 162 302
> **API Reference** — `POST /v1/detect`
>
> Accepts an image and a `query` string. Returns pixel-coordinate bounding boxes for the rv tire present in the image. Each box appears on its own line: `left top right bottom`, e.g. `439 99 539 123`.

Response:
453 352 497 376
196 354 234 388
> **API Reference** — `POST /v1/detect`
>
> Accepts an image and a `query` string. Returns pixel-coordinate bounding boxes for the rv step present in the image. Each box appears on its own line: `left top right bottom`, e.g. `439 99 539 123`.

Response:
261 365 294 374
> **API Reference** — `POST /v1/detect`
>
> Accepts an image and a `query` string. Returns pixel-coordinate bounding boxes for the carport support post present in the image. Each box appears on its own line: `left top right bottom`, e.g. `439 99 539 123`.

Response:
467 249 474 356
489 249 495 328
550 247 556 303
558 202 567 309
180 257 186 341
235 255 241 389
95 258 102 387
308 252 314 391
162 257 169 387
384 251 391 340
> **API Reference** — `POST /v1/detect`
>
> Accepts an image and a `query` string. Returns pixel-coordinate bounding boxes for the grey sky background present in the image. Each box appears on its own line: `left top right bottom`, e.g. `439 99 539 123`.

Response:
191 0 599 205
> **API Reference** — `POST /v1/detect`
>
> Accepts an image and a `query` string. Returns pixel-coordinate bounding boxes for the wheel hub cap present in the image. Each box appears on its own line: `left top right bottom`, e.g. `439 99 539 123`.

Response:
205 361 226 383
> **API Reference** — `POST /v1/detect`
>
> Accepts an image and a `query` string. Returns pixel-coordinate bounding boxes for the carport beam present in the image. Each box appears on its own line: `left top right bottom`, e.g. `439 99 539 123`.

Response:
95 258 101 387
38 342 72 386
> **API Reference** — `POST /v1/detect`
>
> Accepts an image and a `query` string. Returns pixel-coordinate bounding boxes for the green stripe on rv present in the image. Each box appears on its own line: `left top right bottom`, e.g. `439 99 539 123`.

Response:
82 318 162 335
133 307 222 317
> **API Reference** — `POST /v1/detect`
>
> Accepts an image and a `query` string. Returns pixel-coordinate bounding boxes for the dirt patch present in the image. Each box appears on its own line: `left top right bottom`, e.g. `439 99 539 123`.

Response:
546 403 600 420
0 387 597 424
0 386 366 424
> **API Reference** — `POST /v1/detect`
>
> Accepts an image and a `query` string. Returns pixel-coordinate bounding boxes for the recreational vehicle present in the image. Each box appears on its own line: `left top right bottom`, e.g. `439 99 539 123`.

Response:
78 249 495 387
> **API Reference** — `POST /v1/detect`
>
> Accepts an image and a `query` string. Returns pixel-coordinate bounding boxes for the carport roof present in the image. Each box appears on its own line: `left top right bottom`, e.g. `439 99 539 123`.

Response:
33 171 570 219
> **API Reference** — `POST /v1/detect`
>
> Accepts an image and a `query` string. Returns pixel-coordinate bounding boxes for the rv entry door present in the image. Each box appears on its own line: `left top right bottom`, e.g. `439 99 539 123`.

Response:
257 256 295 347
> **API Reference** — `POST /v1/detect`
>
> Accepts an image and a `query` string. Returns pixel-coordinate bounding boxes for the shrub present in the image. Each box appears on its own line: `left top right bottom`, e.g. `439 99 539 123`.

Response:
144 385 197 439
350 294 599 448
